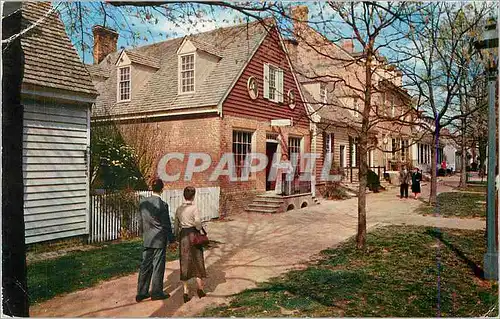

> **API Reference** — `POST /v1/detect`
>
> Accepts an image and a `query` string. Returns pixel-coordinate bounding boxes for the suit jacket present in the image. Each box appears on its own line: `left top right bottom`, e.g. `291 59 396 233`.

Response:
139 194 175 248
399 170 411 185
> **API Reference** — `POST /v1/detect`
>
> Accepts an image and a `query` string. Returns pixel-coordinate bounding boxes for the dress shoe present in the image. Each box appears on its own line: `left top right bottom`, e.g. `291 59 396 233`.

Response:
183 293 191 303
151 293 170 300
197 289 206 298
135 293 150 302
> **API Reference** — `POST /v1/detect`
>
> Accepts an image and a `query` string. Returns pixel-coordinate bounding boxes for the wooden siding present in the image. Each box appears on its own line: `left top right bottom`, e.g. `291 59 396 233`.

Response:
223 28 309 129
23 101 90 244
315 127 352 183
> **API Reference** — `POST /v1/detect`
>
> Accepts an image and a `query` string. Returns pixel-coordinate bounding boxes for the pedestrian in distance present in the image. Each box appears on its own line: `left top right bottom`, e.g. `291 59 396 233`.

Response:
411 167 422 199
399 165 411 199
175 186 207 303
136 178 176 302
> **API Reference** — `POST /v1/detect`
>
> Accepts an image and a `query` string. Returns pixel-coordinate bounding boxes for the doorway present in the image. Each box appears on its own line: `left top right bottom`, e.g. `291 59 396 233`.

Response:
266 142 278 191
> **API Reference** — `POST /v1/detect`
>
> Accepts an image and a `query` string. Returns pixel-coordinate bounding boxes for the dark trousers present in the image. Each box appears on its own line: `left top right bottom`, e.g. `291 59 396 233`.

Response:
137 247 166 297
400 183 409 198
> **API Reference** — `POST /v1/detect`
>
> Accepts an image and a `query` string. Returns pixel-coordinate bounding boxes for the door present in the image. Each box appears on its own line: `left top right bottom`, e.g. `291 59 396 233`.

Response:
266 142 278 190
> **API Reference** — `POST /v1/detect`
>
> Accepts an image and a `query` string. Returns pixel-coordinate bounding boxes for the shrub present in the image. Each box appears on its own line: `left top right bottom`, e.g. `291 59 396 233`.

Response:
323 164 350 200
367 170 382 192
323 183 350 200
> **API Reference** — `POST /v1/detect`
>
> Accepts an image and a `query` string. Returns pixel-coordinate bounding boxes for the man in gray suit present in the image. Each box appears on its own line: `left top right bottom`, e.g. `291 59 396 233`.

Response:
136 179 175 302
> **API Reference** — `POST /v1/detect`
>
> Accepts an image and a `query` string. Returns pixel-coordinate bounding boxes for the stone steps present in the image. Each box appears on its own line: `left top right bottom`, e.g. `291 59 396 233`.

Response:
245 195 285 214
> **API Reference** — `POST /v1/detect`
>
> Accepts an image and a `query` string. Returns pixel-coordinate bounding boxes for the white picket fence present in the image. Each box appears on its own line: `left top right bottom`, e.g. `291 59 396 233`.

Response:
89 186 220 244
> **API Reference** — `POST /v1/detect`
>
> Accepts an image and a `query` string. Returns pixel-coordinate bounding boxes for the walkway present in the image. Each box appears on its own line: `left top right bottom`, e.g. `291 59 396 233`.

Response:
31 180 484 317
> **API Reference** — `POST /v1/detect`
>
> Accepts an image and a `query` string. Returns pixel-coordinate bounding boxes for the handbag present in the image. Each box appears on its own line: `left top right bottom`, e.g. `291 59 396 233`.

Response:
190 227 209 247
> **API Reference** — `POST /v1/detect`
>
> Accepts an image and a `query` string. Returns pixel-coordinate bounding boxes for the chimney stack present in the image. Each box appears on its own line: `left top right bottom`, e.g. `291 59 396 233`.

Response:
342 40 354 53
92 25 118 64
291 6 309 37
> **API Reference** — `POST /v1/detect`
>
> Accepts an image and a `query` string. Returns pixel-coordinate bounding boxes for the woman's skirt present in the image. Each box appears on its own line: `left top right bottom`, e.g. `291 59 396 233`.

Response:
411 182 421 194
179 227 207 281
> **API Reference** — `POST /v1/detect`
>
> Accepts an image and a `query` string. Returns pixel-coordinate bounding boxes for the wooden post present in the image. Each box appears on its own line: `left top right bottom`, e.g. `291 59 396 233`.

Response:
2 6 29 316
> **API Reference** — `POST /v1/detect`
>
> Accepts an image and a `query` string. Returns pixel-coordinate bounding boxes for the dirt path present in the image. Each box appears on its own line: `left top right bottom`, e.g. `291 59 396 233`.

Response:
31 180 484 317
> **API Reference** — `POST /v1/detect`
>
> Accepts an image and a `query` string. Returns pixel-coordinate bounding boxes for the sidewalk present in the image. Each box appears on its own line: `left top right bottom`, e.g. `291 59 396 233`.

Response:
31 184 484 317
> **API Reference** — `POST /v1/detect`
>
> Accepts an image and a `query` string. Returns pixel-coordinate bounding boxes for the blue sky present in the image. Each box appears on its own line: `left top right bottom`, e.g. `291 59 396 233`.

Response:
57 1 367 64
57 1 250 64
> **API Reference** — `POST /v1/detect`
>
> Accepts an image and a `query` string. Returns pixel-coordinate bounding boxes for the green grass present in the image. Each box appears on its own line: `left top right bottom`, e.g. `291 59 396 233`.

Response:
28 238 177 305
417 192 486 218
202 226 498 317
468 180 487 186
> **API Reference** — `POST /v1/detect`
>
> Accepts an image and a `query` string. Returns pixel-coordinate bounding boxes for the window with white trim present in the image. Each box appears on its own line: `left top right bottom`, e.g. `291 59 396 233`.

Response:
391 95 395 117
180 54 195 93
233 131 253 177
320 83 327 104
118 66 131 102
340 145 346 167
401 139 409 161
264 63 283 103
350 137 359 167
353 98 360 118
324 132 333 163
288 136 302 172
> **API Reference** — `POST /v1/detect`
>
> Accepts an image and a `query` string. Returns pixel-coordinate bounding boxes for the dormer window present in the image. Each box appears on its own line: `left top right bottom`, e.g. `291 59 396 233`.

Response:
118 66 131 102
180 54 195 93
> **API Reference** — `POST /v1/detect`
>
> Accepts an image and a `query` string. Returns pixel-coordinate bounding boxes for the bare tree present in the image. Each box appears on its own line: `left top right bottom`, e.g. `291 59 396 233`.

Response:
397 2 493 204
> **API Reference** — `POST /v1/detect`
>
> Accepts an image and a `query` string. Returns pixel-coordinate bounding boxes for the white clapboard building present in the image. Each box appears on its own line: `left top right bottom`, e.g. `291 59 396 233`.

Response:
20 3 97 243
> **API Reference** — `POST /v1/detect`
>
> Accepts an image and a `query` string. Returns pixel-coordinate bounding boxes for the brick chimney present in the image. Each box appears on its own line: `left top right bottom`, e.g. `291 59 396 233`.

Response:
92 25 118 65
290 6 309 37
342 40 354 53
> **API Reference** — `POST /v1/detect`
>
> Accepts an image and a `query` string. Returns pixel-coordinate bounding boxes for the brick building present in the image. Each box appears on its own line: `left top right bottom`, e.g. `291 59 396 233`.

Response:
284 6 415 194
88 20 312 216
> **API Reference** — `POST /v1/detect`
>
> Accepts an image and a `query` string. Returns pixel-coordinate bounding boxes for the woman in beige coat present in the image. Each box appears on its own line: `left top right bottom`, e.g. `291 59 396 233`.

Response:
174 186 207 303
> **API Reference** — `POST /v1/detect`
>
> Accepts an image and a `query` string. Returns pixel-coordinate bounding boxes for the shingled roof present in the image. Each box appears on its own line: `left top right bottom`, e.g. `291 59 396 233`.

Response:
20 2 96 96
124 50 161 69
90 20 269 118
300 85 358 127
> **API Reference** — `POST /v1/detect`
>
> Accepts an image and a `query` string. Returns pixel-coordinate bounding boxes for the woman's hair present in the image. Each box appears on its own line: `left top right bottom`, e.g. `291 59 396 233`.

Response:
152 178 164 193
183 186 196 201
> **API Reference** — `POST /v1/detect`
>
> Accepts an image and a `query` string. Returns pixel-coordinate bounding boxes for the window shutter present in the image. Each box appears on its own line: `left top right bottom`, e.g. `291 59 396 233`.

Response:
263 63 269 99
277 69 284 103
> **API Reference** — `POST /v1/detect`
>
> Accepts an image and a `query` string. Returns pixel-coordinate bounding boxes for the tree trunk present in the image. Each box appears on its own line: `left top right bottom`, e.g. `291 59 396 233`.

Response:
459 118 467 188
429 132 438 205
356 46 374 250
357 131 368 250
2 8 29 317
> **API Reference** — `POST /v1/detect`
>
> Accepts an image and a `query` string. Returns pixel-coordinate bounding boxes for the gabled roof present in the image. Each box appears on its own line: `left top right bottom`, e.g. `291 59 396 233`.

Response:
122 50 161 69
187 36 223 57
90 20 269 118
20 2 96 96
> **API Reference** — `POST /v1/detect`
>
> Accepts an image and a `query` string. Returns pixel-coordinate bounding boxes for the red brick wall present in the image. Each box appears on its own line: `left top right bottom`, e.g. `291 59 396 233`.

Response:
118 115 222 190
220 115 311 193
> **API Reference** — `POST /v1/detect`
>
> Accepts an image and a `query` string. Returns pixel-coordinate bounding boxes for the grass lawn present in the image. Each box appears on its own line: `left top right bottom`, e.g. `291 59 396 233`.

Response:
28 238 177 305
468 180 487 185
458 186 487 193
453 182 487 193
203 226 498 317
417 192 486 218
